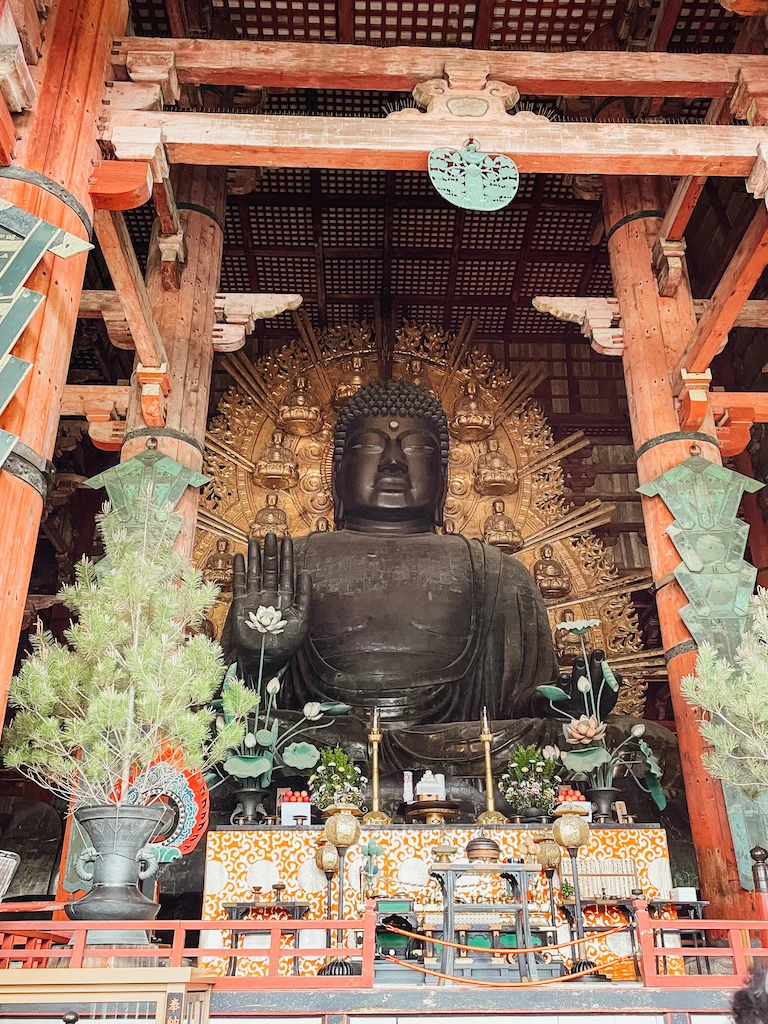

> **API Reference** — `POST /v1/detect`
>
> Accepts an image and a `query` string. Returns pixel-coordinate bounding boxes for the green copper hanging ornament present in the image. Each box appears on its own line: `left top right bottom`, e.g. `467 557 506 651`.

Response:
86 438 208 543
428 142 520 211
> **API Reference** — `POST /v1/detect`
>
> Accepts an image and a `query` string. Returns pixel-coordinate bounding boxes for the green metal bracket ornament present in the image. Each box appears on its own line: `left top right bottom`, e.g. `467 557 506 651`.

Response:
638 454 762 663
0 198 93 468
428 142 520 211
85 438 208 543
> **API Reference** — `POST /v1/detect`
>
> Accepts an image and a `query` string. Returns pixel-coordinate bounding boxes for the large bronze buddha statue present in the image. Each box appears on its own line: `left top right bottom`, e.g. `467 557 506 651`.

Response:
224 381 674 782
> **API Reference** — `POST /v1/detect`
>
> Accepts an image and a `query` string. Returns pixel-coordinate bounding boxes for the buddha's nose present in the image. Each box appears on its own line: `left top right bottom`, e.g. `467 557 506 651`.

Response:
378 440 407 473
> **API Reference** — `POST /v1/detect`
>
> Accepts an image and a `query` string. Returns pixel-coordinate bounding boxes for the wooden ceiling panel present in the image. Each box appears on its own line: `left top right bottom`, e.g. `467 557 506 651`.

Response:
488 0 618 49
324 256 383 294
531 209 596 252
461 208 528 250
252 254 318 292
211 0 338 41
251 205 314 247
391 258 452 293
662 0 740 52
351 1 479 46
392 206 457 247
321 206 386 247
454 259 519 294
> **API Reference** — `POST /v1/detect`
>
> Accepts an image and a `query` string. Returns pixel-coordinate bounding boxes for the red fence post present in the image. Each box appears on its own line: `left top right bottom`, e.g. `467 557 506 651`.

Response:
360 901 376 987
634 899 655 986
170 922 185 968
70 926 86 969
268 922 282 977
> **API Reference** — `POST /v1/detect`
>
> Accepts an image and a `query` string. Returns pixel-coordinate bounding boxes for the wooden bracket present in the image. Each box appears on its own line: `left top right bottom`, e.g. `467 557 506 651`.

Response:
109 126 185 289
677 369 712 431
212 292 303 351
746 143 768 200
0 6 34 112
652 236 687 296
102 81 164 111
89 161 153 211
125 50 180 106
60 383 129 451
532 296 624 356
136 362 170 428
390 54 520 121
731 66 768 125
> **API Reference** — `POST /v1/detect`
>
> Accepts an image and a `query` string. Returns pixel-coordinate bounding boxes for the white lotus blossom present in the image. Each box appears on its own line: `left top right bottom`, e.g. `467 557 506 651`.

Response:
244 732 257 748
246 605 287 634
266 677 281 695
577 675 592 693
631 724 646 737
303 701 323 721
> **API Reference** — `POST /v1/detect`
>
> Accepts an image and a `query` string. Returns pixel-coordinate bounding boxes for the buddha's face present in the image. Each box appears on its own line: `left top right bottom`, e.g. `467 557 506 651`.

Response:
334 416 445 530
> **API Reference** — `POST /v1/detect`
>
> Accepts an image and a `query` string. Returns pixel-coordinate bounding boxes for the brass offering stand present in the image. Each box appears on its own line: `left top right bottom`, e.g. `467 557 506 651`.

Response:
363 707 392 825
405 800 461 825
476 706 509 825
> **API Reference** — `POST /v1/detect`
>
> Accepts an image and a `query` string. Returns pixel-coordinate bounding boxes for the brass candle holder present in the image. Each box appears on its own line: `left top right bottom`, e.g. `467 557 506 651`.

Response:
363 707 392 825
476 706 509 825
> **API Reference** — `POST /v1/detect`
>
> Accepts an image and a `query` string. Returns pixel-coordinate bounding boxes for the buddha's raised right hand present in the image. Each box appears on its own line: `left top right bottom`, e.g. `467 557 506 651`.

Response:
229 533 312 680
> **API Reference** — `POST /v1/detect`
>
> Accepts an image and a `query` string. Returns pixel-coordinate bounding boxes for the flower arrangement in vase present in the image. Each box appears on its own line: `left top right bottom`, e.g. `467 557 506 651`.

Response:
309 745 367 813
538 618 666 816
207 604 351 820
498 744 561 818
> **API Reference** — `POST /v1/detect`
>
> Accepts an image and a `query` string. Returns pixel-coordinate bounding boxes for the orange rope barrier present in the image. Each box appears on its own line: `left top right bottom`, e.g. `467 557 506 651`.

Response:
384 922 629 956
382 953 632 987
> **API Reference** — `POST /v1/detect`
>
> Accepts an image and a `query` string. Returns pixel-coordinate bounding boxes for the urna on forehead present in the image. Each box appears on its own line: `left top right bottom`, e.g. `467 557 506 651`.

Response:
333 380 450 467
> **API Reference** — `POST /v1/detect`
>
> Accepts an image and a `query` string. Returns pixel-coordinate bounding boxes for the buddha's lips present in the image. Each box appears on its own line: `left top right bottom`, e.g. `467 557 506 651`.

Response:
376 475 409 493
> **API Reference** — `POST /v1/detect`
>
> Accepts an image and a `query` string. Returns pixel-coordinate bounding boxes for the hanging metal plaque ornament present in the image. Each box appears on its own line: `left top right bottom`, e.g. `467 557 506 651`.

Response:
428 142 520 211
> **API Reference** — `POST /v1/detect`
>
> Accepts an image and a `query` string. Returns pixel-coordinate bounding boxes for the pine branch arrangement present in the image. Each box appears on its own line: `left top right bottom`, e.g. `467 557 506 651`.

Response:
681 588 768 794
2 490 243 809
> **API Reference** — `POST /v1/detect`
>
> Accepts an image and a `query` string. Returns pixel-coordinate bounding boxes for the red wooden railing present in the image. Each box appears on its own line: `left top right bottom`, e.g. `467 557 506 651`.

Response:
0 909 377 990
634 900 768 989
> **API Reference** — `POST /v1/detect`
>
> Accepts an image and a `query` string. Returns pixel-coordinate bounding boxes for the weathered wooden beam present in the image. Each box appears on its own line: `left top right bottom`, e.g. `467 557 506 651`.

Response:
660 175 708 241
60 383 129 417
109 38 768 97
98 110 768 176
93 209 169 426
675 201 768 377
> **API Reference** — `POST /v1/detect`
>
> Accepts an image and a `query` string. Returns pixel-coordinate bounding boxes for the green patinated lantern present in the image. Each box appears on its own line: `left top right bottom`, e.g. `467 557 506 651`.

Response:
85 439 209 542
428 143 520 211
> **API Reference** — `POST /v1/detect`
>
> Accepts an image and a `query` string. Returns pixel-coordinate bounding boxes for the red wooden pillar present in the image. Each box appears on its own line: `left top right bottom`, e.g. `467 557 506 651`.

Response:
0 0 128 725
121 165 227 557
603 174 753 919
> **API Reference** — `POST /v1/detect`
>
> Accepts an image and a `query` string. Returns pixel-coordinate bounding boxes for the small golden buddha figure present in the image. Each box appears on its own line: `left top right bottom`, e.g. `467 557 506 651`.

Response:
398 357 434 393
203 537 235 592
313 516 332 533
554 608 590 660
333 355 367 410
533 543 572 599
443 519 459 535
253 430 299 490
250 493 290 541
482 499 523 554
449 378 495 442
473 439 519 496
278 375 323 437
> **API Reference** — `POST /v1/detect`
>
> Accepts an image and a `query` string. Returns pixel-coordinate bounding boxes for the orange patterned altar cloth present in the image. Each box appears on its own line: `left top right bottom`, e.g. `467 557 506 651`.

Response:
202 825 675 980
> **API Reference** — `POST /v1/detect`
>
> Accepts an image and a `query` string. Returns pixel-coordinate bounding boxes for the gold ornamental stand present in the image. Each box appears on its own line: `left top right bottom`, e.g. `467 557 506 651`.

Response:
363 708 392 825
476 706 509 825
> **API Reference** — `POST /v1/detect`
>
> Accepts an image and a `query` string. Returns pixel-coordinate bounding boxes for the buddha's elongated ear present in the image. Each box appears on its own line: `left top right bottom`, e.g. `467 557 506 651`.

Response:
434 467 448 528
331 461 345 528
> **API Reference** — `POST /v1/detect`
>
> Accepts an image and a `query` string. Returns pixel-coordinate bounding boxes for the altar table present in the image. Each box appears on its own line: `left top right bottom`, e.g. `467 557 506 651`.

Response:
201 824 675 980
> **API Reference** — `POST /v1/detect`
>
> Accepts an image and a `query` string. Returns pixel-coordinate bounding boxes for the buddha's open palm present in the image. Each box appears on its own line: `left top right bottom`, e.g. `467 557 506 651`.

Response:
230 533 312 681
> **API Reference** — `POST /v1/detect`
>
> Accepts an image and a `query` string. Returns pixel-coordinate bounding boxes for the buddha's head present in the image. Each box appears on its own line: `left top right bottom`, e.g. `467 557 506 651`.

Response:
539 543 554 560
216 538 230 554
332 380 449 533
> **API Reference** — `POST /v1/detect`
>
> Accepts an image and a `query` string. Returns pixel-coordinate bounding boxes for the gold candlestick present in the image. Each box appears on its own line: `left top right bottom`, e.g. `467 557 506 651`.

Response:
363 707 392 825
476 705 509 825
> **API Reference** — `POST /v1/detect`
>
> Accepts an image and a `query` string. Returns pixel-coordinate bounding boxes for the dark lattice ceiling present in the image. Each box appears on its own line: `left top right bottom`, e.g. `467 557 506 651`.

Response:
130 0 742 52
